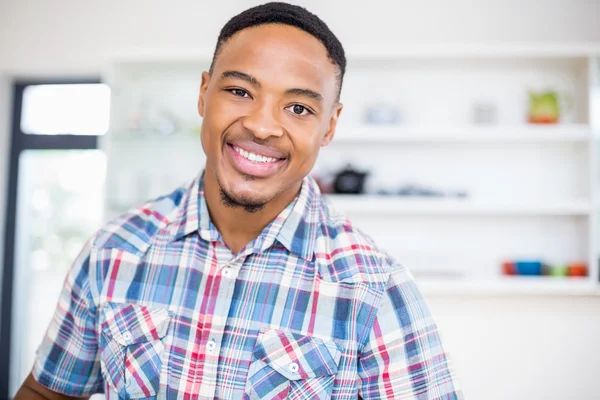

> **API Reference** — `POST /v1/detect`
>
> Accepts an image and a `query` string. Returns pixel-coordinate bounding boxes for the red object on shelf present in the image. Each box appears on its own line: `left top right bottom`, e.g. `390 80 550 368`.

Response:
502 261 517 275
528 115 559 124
567 262 588 277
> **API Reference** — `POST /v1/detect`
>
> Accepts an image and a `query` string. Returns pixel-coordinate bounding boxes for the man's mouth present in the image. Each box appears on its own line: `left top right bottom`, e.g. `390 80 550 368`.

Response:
226 143 287 178
231 145 282 163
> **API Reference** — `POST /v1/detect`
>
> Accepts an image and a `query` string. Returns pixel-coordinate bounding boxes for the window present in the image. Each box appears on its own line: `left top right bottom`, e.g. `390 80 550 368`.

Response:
1 80 109 398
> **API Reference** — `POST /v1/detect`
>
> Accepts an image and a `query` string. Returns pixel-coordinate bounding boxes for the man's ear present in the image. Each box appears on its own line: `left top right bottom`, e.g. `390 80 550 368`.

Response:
198 71 211 117
321 102 343 147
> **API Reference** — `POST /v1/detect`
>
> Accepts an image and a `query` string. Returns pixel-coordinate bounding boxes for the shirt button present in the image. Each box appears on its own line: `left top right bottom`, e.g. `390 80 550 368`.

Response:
223 267 232 278
122 331 133 344
289 362 299 373
207 340 216 353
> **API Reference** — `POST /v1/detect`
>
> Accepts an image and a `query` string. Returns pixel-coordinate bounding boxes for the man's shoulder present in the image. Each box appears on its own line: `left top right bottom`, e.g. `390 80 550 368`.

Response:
313 196 397 286
91 183 189 255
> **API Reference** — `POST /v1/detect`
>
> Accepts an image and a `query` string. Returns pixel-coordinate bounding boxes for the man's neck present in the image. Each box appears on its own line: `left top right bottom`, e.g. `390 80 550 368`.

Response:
203 171 301 254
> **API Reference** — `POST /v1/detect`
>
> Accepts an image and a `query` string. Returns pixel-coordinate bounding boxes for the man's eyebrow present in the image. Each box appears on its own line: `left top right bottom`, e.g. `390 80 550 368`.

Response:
285 88 323 103
220 71 323 103
220 70 261 87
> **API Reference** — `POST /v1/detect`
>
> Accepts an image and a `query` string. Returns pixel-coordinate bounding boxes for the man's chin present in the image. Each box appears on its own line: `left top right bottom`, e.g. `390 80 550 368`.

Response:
219 185 268 213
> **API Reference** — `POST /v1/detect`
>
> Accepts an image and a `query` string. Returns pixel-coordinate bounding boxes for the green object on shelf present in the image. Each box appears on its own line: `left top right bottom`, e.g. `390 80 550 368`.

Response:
528 90 572 124
549 265 569 277
192 124 202 136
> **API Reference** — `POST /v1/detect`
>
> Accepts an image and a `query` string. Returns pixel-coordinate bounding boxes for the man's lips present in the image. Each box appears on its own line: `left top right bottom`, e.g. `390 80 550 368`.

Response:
227 139 287 159
226 143 287 178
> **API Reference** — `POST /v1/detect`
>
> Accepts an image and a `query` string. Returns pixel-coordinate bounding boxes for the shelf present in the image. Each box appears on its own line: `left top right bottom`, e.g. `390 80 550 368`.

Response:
325 195 591 216
347 43 600 60
109 43 600 63
333 124 591 144
105 133 201 145
417 276 600 296
104 46 600 296
106 126 591 146
106 124 592 144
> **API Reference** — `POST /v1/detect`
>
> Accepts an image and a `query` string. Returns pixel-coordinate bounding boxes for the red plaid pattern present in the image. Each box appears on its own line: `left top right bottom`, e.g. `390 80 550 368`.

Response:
32 171 462 399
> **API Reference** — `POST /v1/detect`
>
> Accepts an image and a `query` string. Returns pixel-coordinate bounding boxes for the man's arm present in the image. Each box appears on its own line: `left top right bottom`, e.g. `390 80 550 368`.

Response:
14 373 88 400
357 263 462 399
16 238 104 398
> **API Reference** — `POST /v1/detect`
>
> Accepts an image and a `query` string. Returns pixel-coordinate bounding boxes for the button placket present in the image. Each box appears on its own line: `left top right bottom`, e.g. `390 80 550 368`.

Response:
195 259 240 399
221 259 241 279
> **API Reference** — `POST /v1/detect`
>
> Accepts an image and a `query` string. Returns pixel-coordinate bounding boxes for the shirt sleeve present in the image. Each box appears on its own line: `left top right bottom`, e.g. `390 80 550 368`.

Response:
357 264 462 399
32 238 104 396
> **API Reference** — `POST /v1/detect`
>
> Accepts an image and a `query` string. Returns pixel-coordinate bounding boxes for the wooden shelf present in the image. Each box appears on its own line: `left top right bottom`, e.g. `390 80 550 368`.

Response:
333 124 591 144
325 195 591 216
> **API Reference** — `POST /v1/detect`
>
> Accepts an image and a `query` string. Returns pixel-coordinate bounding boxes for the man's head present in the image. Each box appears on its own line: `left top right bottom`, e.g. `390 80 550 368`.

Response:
210 2 346 100
198 2 346 213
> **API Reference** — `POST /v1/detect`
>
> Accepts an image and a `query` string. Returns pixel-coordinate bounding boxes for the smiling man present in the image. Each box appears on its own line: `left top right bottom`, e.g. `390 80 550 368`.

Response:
16 2 461 400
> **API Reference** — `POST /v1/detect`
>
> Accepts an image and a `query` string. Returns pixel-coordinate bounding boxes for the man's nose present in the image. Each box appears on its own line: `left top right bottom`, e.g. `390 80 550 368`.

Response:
241 101 284 140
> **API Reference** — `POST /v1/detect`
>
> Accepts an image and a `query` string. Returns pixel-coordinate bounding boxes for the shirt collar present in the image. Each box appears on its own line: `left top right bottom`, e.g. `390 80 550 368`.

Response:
169 170 320 261
267 175 320 261
169 171 203 243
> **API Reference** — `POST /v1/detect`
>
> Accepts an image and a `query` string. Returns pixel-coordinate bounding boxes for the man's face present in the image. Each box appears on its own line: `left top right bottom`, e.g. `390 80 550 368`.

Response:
198 24 342 211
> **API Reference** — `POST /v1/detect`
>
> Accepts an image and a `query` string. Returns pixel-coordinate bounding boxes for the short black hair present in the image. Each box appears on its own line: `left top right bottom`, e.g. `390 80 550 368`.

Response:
209 2 346 100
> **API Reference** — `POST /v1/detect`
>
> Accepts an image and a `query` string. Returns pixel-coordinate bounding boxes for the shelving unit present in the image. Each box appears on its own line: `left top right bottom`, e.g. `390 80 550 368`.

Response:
333 124 591 143
417 276 600 296
100 44 600 295
326 195 591 216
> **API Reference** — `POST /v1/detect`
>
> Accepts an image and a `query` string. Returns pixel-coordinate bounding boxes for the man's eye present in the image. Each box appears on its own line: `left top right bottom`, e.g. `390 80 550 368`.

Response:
230 89 250 98
286 104 312 116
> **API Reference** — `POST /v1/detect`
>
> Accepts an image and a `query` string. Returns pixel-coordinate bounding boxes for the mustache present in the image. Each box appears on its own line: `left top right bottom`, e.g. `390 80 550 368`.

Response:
225 131 274 146
224 132 288 156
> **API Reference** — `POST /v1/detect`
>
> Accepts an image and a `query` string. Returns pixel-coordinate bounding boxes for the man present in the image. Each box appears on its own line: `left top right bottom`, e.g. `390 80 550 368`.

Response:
16 2 461 399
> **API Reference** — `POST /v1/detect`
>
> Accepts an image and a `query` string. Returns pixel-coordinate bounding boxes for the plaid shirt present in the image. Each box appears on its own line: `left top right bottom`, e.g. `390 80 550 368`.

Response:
33 171 462 399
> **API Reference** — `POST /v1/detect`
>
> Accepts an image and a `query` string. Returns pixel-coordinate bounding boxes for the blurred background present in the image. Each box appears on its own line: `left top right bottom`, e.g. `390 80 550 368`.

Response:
0 0 599 399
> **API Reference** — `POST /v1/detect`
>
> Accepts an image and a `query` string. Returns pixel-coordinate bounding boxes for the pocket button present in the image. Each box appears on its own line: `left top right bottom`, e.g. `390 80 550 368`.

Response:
207 340 216 353
122 331 133 344
289 362 299 373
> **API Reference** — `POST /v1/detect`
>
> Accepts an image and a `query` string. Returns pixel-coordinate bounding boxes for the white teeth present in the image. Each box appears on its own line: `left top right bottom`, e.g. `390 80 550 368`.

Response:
234 146 278 163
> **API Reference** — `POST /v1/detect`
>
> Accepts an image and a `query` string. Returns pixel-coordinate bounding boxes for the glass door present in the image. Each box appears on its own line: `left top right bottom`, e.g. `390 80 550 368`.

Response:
1 81 110 398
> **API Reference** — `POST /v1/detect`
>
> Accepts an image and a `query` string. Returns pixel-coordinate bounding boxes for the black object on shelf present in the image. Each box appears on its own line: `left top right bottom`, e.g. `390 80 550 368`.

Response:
333 165 369 194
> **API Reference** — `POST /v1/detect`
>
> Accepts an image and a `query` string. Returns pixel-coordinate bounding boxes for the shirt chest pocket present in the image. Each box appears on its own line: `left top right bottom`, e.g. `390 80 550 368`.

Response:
244 328 342 400
99 302 171 399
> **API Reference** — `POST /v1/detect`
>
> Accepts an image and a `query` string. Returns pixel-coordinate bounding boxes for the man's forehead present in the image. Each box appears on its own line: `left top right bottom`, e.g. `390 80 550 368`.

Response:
221 23 327 53
213 24 338 97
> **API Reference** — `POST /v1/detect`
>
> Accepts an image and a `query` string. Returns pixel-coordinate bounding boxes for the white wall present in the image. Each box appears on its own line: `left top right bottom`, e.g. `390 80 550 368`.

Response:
1 0 600 399
1 0 600 75
428 294 600 400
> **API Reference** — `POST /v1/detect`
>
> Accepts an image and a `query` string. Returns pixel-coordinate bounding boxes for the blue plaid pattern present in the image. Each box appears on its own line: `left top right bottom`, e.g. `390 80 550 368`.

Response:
33 171 462 399
99 303 171 398
244 328 343 400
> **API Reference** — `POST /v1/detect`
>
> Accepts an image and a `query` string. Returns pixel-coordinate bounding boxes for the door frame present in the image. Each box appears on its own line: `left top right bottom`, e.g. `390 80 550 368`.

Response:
0 78 101 397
